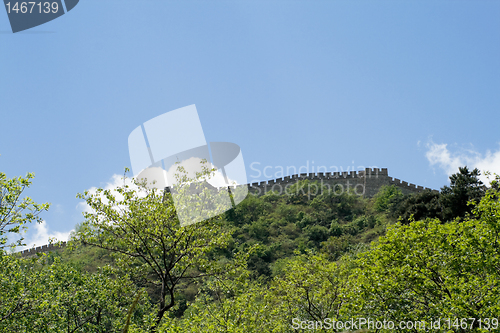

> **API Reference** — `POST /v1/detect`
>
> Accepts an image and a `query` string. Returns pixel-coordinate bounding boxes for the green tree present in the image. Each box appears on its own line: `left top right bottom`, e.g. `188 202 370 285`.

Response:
439 166 486 221
0 170 50 325
76 167 232 331
310 189 365 224
160 253 351 333
267 253 350 332
345 185 500 332
394 167 487 223
372 185 404 213
0 171 49 249
394 189 441 223
0 252 34 325
0 255 149 332
156 251 271 333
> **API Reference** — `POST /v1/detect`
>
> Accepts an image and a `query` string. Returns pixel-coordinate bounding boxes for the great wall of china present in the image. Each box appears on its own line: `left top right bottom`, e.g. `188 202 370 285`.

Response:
18 167 434 257
247 167 435 198
18 242 67 258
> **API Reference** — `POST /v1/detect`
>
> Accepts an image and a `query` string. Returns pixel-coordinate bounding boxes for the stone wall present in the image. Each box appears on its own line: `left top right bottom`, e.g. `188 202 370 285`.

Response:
19 242 67 257
247 168 436 198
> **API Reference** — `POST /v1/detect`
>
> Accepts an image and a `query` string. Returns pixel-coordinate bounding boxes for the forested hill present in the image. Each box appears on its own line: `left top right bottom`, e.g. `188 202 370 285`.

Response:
1 166 499 332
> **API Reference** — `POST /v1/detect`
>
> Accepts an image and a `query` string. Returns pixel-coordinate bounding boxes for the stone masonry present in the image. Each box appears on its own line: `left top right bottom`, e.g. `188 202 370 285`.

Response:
247 168 436 198
18 242 67 258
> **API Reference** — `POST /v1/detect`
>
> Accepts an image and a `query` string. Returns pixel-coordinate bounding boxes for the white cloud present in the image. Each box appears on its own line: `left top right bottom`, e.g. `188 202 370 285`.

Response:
76 174 142 214
425 140 500 183
20 220 73 251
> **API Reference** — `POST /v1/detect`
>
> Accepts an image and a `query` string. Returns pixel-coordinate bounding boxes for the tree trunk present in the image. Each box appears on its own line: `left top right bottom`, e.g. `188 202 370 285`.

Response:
150 281 175 332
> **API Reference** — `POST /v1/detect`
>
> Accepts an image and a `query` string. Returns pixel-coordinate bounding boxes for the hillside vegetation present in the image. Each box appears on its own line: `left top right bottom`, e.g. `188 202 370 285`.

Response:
1 166 499 332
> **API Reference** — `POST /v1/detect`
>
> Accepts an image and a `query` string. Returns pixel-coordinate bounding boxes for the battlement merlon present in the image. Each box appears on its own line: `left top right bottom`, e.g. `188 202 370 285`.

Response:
363 168 388 177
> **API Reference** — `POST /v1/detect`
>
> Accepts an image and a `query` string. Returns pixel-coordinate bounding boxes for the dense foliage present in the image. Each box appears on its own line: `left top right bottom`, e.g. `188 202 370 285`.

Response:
1 166 499 332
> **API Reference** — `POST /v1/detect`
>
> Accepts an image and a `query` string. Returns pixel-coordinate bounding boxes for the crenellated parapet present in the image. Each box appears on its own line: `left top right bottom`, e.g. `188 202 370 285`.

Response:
247 168 436 198
19 241 67 258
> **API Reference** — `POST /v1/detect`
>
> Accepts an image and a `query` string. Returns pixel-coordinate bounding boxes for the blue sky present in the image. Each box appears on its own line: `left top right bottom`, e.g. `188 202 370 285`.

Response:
1 0 499 248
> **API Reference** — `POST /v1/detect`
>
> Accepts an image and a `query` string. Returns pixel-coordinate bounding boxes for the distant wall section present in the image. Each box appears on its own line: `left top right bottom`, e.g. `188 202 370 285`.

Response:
247 168 436 198
19 242 67 258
